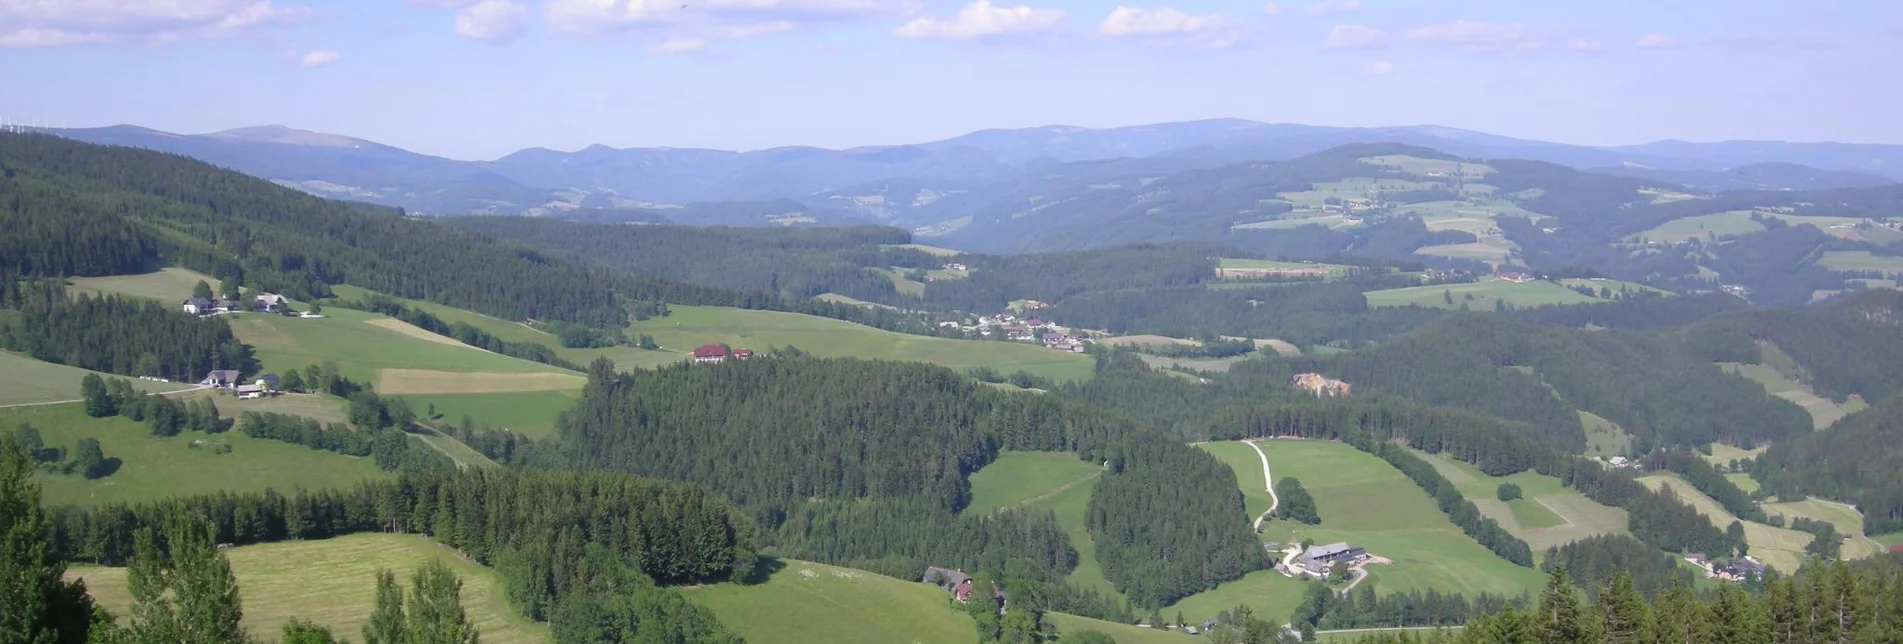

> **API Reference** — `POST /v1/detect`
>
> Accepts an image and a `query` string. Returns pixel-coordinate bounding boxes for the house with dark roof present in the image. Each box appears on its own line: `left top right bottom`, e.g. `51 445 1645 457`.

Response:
201 370 241 388
236 384 266 400
692 345 728 364
922 567 974 603
182 298 213 315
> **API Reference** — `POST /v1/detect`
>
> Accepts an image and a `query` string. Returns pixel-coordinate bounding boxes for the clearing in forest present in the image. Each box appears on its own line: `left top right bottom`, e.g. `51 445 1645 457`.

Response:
2 402 388 507
1363 280 1600 311
964 451 1103 515
1719 340 1865 429
1627 211 1767 244
1416 450 1629 554
394 390 578 440
230 307 571 387
686 559 976 644
69 534 548 644
0 351 194 407
1636 474 1820 574
67 267 223 302
1178 440 1545 625
1045 612 1195 642
1580 411 1633 459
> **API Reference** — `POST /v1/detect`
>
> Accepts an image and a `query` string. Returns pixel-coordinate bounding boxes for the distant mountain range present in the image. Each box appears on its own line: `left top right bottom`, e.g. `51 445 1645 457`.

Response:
53 120 1901 221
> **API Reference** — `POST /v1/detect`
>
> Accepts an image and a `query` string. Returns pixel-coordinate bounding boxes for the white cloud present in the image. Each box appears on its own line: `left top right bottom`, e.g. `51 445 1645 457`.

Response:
0 0 311 48
456 0 529 41
1322 24 1383 49
725 20 795 38
894 1 1064 41
652 36 705 53
1305 0 1359 16
1262 3 1280 16
1099 6 1241 48
1634 33 1682 50
1402 20 1569 55
1356 59 1392 75
298 50 340 67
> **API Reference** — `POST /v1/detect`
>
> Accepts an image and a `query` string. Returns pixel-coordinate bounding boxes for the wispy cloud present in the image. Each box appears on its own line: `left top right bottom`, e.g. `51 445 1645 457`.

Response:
1633 33 1681 50
297 50 340 67
534 0 909 52
1263 3 1281 16
1305 0 1360 16
0 0 312 48
1322 24 1384 49
1401 20 1584 56
1101 6 1243 49
453 0 529 42
894 1 1065 41
1355 59 1393 75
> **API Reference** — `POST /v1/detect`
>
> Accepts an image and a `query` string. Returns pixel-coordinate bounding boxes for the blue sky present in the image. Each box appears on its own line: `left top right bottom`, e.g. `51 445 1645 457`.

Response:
2 0 1898 160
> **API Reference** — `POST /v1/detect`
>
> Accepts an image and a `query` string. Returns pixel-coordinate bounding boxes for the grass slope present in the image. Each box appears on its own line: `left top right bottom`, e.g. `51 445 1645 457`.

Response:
1636 474 1817 574
1719 360 1862 430
963 451 1103 515
686 559 977 644
998 463 1119 598
0 351 194 406
1580 411 1633 459
179 390 351 425
1046 613 1194 643
69 534 548 644
1416 451 1629 554
67 267 222 302
229 307 582 394
7 402 388 507
1178 440 1545 625
1363 280 1600 311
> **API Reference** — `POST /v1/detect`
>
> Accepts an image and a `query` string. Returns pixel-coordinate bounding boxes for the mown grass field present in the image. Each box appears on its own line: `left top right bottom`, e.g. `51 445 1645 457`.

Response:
615 305 1096 383
1179 440 1545 624
1627 211 1766 244
1761 497 1885 561
1200 442 1274 521
1046 613 1195 642
882 243 964 257
1417 451 1630 554
1363 279 1601 311
0 351 195 406
396 391 577 439
964 451 1103 516
67 267 222 301
177 390 351 425
1817 250 1903 274
1215 258 1354 279
228 307 584 394
686 559 976 644
6 402 389 507
1637 474 1818 574
1720 361 1861 429
1135 353 1252 374
1358 155 1495 178
69 534 548 644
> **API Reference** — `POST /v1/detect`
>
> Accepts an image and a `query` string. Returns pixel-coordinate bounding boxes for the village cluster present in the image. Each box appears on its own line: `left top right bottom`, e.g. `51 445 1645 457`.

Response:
934 301 1090 353
1684 553 1767 582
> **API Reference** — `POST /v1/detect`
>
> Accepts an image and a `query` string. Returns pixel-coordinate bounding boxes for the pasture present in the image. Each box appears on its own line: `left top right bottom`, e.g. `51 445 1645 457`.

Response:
1215 258 1354 280
1231 210 1363 231
1720 361 1860 429
687 559 976 644
1414 242 1514 265
1103 334 1198 348
3 402 387 507
1637 474 1816 574
882 243 964 257
1580 411 1633 459
67 267 222 302
618 305 1097 383
1627 211 1766 244
228 307 582 394
1136 353 1252 374
397 390 576 439
179 390 352 425
1702 443 1766 467
1278 178 1448 208
993 458 1120 597
874 267 928 296
1761 497 1885 560
1816 250 1903 274
0 351 194 406
1417 451 1630 553
69 534 548 644
1179 440 1546 624
1363 280 1601 311
1046 613 1196 643
1358 155 1495 178
964 451 1103 515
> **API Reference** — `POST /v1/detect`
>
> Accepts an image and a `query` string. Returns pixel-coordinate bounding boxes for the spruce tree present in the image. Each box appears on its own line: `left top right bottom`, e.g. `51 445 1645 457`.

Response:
1534 566 1587 644
121 515 247 643
1655 579 1710 644
1 434 99 644
1598 572 1653 644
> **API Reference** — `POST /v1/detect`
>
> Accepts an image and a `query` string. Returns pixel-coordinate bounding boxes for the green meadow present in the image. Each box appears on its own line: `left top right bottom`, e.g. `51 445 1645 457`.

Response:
686 559 976 644
1363 280 1601 311
1637 474 1821 574
1175 440 1546 625
396 390 578 439
70 534 548 644
67 267 222 302
4 402 388 507
1580 411 1633 459
1416 450 1630 554
0 351 194 406
1817 250 1903 274
1046 613 1196 642
964 451 1103 515
1627 211 1767 244
228 306 583 394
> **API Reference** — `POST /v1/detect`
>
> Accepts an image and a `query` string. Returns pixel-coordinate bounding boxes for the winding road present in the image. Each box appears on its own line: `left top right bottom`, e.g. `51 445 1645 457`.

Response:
1244 440 1280 532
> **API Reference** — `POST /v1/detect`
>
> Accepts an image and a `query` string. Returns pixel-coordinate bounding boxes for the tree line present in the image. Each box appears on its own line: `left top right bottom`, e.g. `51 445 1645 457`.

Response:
327 292 586 371
1755 392 1903 534
1 279 254 383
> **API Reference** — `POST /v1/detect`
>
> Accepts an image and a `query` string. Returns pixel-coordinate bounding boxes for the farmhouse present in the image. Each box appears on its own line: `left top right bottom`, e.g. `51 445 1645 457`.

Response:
253 293 289 312
922 567 974 603
692 345 729 364
1497 272 1534 283
1297 542 1367 576
235 384 266 400
732 348 754 360
201 370 242 388
182 297 213 315
1290 373 1352 397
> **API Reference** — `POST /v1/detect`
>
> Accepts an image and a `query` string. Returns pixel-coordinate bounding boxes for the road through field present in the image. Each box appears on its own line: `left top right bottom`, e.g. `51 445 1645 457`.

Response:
1245 440 1280 531
0 384 212 409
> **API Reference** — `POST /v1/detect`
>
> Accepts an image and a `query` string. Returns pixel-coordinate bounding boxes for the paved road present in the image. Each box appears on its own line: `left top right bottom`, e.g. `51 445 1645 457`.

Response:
0 383 212 409
1245 440 1280 531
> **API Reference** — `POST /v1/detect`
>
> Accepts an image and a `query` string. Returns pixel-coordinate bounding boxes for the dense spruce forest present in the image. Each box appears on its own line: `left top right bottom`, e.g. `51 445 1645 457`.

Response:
1250 313 1812 449
1687 288 1903 403
1044 276 1442 349
0 280 255 381
1756 394 1903 534
1086 431 1265 607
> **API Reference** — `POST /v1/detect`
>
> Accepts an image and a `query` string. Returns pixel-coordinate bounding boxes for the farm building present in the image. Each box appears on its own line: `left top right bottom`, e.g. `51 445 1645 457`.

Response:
1497 272 1534 283
201 370 242 388
692 345 729 364
182 297 213 315
253 293 290 312
235 384 267 400
922 567 974 603
1297 542 1367 576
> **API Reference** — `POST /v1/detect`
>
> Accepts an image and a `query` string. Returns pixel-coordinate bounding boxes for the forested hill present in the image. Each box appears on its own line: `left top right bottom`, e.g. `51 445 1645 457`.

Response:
1247 313 1812 450
1686 288 1903 402
1757 393 1903 535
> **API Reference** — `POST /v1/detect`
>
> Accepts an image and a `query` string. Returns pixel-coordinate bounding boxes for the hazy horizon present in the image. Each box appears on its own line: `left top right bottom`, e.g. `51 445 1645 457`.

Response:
3 0 1898 160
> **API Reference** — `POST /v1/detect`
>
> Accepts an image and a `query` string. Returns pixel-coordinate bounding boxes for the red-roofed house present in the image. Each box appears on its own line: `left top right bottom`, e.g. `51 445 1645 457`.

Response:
733 348 754 360
692 345 728 364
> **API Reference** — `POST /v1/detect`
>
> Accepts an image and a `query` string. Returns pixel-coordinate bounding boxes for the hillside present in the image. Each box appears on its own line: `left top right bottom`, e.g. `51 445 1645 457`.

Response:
685 559 978 644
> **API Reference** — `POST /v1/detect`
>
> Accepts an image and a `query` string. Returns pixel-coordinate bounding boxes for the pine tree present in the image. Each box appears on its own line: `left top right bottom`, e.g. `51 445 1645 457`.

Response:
123 515 248 644
1534 566 1587 644
362 570 406 644
1 434 99 644
80 374 114 418
1655 579 1710 644
1599 572 1654 644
